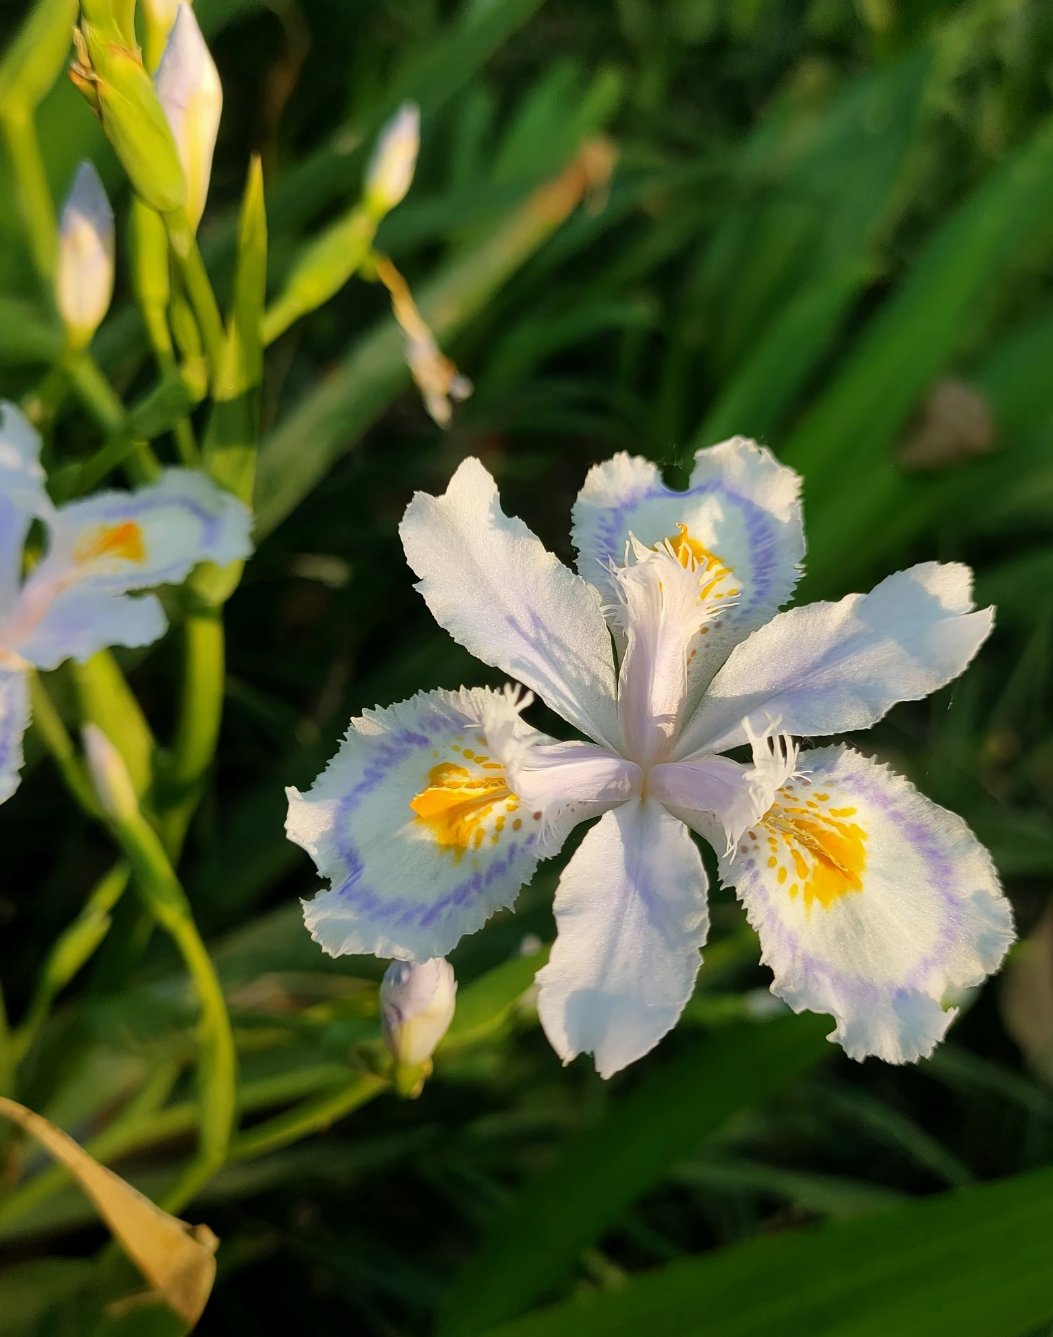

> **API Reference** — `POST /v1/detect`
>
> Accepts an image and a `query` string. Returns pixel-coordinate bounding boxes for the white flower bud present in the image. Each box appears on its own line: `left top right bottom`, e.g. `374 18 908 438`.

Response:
82 724 138 821
380 957 456 1067
155 3 222 230
56 162 115 349
365 102 420 215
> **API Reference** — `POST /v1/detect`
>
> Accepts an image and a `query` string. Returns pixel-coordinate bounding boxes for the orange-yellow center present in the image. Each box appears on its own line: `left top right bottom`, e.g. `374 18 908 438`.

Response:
74 520 146 566
658 523 741 635
410 760 518 861
764 793 867 911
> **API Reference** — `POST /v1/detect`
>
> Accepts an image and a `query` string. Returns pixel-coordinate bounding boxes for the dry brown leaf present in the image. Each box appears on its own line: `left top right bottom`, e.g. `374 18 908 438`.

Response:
897 377 995 470
0 1096 218 1325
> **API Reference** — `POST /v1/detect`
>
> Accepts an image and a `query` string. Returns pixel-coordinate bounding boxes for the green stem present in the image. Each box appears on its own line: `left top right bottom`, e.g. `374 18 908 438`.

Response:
230 1074 387 1161
0 1063 369 1233
72 654 156 800
0 107 57 289
28 673 101 818
159 606 223 852
104 803 237 1214
164 214 226 384
11 863 130 1068
63 352 126 436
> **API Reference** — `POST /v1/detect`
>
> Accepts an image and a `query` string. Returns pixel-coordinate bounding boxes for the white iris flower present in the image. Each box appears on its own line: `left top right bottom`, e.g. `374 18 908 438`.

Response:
0 403 251 804
287 439 1013 1077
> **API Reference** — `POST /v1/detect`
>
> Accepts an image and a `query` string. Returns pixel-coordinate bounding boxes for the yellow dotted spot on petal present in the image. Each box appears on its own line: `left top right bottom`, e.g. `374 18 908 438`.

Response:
762 791 867 911
659 523 739 607
74 520 146 566
410 760 517 863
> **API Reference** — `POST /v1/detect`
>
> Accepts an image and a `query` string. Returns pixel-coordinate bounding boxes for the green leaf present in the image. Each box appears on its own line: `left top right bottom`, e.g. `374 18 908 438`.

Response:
784 110 1053 591
483 1165 1053 1337
440 947 549 1054
437 1014 830 1336
255 139 614 538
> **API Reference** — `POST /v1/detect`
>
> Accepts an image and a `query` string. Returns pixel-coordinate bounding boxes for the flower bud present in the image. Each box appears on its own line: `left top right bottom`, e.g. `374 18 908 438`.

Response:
73 24 188 215
155 4 223 231
56 162 115 350
380 958 456 1068
83 724 139 822
364 102 420 216
141 0 181 70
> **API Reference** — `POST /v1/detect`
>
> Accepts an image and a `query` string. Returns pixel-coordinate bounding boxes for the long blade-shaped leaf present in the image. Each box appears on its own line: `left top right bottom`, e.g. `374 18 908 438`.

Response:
437 1014 829 1337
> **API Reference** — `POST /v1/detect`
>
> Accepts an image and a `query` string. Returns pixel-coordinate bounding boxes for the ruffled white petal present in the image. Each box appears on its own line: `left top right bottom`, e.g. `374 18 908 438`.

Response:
14 589 167 670
608 538 722 764
399 458 621 749
678 562 993 757
722 745 1014 1063
536 799 709 1077
0 403 50 618
290 686 562 962
571 440 803 693
0 667 30 804
30 468 252 598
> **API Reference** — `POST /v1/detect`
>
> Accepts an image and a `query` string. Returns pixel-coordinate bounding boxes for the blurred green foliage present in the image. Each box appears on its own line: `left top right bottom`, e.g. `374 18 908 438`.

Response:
2 0 1053 1333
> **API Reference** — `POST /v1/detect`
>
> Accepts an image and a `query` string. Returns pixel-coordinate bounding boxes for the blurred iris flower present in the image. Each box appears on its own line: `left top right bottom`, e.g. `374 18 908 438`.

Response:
0 403 251 803
287 439 1013 1077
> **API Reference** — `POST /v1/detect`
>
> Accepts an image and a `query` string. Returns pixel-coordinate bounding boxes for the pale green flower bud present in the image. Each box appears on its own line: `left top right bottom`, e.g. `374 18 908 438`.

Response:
380 958 457 1069
82 724 139 822
72 24 188 215
364 102 420 216
155 4 223 231
56 162 115 349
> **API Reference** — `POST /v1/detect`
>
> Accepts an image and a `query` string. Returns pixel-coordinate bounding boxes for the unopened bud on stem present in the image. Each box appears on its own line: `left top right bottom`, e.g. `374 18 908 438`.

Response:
364 102 420 216
155 4 223 231
83 724 139 822
56 162 115 350
71 23 188 215
380 958 456 1093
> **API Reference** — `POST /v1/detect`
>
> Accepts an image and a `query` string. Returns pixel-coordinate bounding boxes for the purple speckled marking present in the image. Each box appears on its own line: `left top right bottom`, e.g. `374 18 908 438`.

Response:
330 701 536 931
734 758 970 1006
589 479 783 618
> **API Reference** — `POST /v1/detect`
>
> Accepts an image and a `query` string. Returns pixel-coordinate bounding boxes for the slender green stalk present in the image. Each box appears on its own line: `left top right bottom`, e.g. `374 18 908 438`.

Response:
63 353 126 436
159 606 224 853
72 654 156 799
0 108 57 288
0 1063 374 1234
11 862 130 1067
28 673 102 818
164 214 226 383
101 799 237 1214
0 1059 181 1230
230 1074 388 1160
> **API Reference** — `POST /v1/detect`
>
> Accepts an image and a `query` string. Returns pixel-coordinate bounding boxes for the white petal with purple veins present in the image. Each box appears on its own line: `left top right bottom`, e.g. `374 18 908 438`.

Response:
400 458 621 748
721 745 1014 1063
537 798 709 1078
0 668 30 805
678 562 993 757
571 439 804 695
28 468 251 600
290 686 561 962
